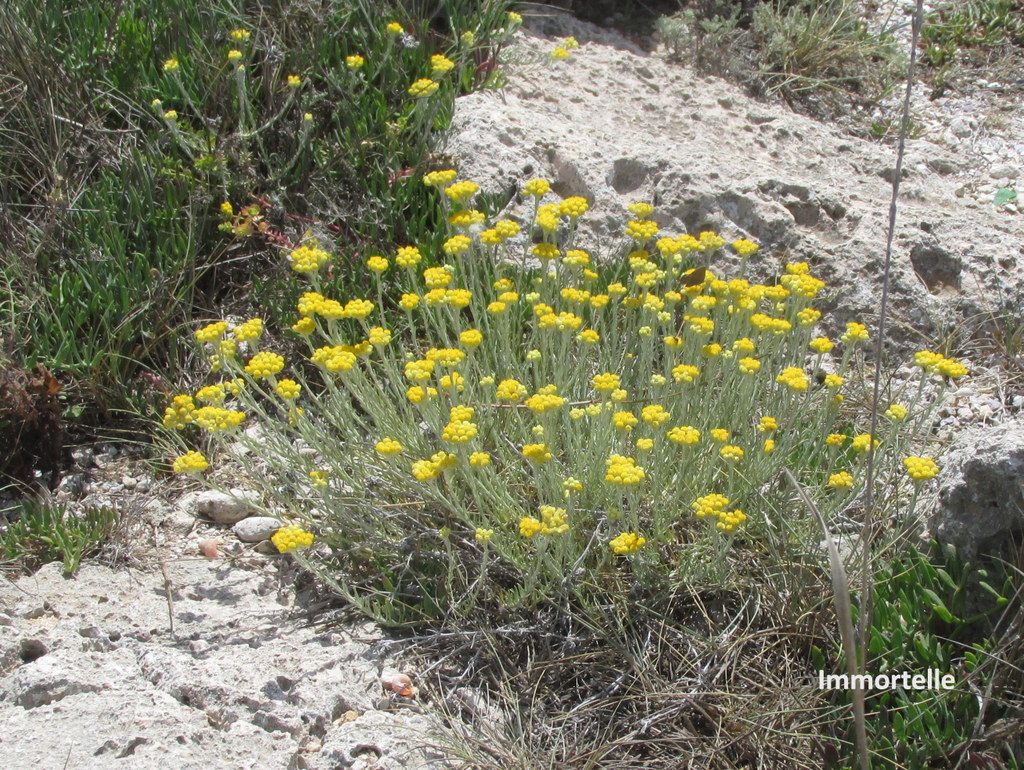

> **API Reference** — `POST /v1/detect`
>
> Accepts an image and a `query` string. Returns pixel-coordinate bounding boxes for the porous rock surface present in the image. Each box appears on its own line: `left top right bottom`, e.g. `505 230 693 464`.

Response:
447 13 1024 345
933 417 1024 559
0 560 452 770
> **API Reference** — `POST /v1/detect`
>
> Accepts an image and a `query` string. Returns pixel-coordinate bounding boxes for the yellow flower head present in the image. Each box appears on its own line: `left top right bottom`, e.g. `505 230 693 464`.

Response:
245 351 285 379
810 337 834 354
604 454 645 486
524 178 550 197
642 404 671 427
272 525 315 553
172 450 208 474
731 239 759 256
672 364 700 384
720 444 744 462
431 54 455 75
841 322 870 344
275 379 301 400
885 404 907 421
609 532 646 555
558 197 589 218
408 78 439 97
445 180 480 203
523 443 553 464
776 367 809 391
396 246 423 268
613 411 639 431
904 456 939 481
667 426 700 445
851 433 880 453
828 471 854 489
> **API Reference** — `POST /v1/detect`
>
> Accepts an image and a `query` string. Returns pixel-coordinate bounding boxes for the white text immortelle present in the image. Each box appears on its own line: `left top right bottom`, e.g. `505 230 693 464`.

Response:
818 670 955 691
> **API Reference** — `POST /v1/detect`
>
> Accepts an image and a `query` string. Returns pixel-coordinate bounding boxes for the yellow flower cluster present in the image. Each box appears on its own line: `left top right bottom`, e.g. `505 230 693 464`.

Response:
885 404 907 420
195 384 226 404
445 181 479 203
408 78 439 97
559 197 589 218
496 378 527 402
163 395 196 429
667 426 700 445
605 455 645 485
442 419 478 443
841 322 870 343
525 387 566 413
828 471 854 488
851 433 880 453
613 411 638 431
376 438 403 455
731 239 759 256
431 54 455 75
672 364 700 383
609 531 646 554
196 321 229 344
641 405 670 427
519 505 569 537
776 367 809 391
172 450 209 474
914 351 968 379
289 244 331 274
233 318 263 343
719 445 744 462
275 379 301 400
312 346 357 372
691 494 746 532
424 169 458 188
411 451 457 481
810 337 834 353
626 220 659 242
195 406 246 432
522 443 552 463
346 54 364 69
244 351 285 378
904 456 939 481
271 525 315 553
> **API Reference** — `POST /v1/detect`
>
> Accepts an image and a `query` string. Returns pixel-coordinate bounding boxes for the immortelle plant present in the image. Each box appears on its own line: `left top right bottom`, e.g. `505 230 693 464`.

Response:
162 171 967 626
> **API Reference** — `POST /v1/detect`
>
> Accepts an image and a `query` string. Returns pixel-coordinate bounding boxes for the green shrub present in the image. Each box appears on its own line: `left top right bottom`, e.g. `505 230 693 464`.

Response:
160 170 969 629
1 497 119 574
1 0 517 418
818 543 1018 769
922 0 1024 67
656 0 904 115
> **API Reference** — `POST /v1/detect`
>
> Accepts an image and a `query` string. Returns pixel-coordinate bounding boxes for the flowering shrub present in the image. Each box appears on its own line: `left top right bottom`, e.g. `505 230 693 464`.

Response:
163 172 967 624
